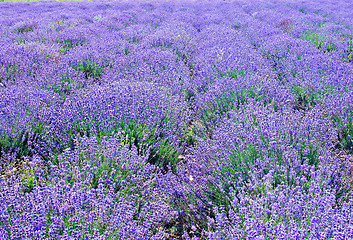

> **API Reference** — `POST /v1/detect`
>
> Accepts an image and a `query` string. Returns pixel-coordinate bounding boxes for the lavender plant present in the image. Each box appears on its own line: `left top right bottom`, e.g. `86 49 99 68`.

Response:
0 0 352 239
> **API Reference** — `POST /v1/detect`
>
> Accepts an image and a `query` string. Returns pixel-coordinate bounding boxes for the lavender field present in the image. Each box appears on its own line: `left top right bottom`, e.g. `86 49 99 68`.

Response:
1 0 353 239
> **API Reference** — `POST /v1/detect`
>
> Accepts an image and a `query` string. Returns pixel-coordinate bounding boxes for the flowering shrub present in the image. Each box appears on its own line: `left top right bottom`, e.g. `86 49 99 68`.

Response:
0 0 353 239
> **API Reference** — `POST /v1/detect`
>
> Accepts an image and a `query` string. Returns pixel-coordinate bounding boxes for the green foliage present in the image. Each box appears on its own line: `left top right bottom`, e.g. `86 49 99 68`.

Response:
229 23 240 30
183 123 199 147
201 87 264 126
71 60 105 79
219 69 247 79
58 39 85 54
184 89 195 102
223 144 259 186
262 51 289 84
342 35 353 63
55 116 180 170
21 167 35 193
299 8 306 14
205 143 267 218
292 84 317 109
302 31 336 52
175 50 186 63
15 38 27 45
206 112 323 216
93 15 103 22
0 126 44 161
332 111 353 154
128 37 140 44
313 11 330 18
45 75 83 99
117 119 179 169
291 82 334 110
0 124 46 189
15 26 34 33
153 41 172 49
122 19 136 27
288 129 320 167
199 86 272 143
0 64 18 87
123 48 130 55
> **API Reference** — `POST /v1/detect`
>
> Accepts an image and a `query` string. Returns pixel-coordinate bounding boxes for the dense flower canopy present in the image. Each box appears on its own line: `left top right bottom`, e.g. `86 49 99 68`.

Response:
0 0 353 239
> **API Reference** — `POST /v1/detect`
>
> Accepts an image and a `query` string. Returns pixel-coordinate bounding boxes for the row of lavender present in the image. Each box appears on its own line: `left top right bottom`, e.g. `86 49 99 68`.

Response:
0 0 352 239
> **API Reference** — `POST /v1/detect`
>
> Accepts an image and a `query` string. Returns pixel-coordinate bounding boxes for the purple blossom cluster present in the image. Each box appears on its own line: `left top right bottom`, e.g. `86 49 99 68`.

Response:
0 0 353 239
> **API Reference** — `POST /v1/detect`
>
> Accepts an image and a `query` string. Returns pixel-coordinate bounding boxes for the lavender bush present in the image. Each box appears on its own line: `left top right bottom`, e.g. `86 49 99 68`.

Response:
0 0 353 239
